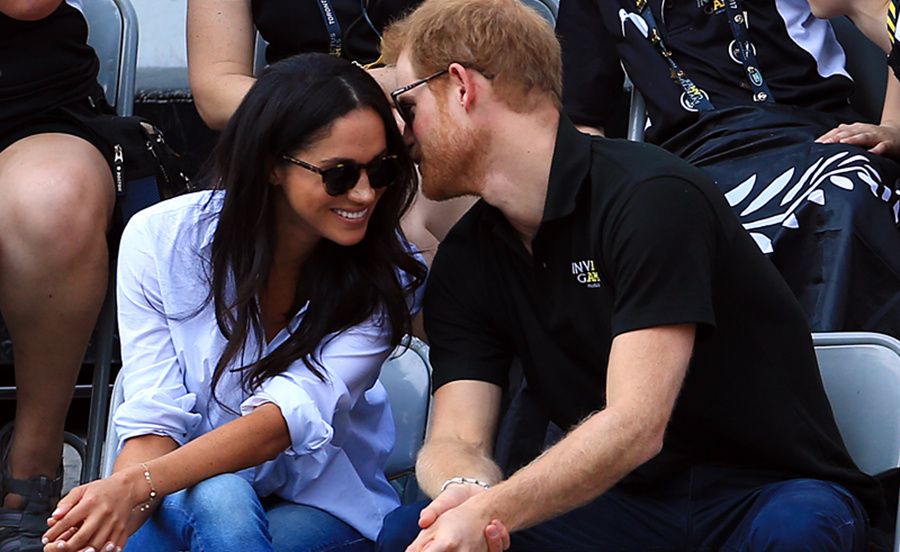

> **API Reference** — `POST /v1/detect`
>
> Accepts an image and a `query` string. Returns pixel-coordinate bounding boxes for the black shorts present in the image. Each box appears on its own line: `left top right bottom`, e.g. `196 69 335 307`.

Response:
0 90 126 242
0 93 114 173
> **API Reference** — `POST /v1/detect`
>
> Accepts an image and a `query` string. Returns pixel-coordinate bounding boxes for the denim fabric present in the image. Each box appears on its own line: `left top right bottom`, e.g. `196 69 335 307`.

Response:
376 471 868 552
125 474 373 552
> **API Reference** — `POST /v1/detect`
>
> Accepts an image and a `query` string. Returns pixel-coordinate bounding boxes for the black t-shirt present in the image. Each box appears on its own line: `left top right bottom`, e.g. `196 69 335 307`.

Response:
424 116 887 528
889 42 900 83
557 0 858 144
252 0 421 65
0 1 99 123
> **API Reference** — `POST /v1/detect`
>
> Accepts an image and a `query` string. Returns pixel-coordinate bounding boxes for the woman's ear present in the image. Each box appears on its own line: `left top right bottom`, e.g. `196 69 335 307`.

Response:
271 165 285 186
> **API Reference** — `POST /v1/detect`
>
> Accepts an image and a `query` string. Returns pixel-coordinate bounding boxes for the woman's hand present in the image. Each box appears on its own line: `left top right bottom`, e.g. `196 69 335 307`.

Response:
42 465 148 551
816 121 900 158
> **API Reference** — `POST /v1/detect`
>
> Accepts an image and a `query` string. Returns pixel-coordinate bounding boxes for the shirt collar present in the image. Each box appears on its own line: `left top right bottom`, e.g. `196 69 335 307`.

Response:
541 114 592 223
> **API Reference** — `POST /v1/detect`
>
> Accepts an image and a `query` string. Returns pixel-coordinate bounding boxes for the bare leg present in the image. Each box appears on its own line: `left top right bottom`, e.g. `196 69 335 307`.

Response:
0 133 114 504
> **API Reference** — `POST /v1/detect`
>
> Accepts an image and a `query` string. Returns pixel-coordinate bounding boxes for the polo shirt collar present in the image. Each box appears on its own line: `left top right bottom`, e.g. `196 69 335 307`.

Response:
541 114 592 223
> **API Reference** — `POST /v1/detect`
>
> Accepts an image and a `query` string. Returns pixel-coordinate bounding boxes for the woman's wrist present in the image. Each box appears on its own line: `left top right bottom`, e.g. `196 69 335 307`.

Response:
118 463 157 510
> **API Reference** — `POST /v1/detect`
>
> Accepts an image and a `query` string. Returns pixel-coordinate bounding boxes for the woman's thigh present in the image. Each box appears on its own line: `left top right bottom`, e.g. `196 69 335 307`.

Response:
266 501 373 552
126 474 274 552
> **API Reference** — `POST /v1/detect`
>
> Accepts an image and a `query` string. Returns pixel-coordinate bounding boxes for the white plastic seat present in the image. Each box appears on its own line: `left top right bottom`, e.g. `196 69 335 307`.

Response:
813 331 900 552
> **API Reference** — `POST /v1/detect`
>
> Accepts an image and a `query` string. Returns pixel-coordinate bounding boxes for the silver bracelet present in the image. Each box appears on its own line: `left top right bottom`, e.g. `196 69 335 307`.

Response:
440 476 492 493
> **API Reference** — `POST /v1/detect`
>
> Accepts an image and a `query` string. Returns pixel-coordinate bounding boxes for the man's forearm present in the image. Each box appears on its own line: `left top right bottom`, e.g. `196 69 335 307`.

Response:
416 437 504 498
466 405 663 532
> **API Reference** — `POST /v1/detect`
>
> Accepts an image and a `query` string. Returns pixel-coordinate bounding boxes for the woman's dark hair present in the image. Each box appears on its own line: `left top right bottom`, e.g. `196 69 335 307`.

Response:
203 53 425 401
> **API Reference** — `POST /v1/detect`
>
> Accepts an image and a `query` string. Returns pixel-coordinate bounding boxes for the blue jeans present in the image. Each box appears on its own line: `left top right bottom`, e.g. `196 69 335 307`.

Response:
377 469 868 552
125 473 373 552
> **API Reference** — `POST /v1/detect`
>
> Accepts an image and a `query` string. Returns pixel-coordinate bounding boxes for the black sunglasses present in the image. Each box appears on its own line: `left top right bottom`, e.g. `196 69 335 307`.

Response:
390 69 449 126
281 153 401 196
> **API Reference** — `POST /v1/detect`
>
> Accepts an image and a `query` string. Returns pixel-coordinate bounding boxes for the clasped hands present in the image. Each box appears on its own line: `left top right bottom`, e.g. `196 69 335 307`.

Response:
406 483 511 552
41 465 151 552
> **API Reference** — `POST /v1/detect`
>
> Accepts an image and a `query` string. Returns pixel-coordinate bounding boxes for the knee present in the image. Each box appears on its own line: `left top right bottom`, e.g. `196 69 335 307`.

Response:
747 480 865 551
178 473 265 524
376 502 428 552
0 148 113 261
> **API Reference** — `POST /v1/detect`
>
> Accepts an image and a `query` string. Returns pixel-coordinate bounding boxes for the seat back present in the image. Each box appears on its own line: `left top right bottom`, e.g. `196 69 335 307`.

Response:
813 332 900 552
81 0 139 116
521 0 558 25
380 337 432 503
102 337 432 503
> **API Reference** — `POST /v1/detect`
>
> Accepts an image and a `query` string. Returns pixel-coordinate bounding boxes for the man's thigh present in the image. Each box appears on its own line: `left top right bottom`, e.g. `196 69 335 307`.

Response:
714 478 867 552
377 488 689 552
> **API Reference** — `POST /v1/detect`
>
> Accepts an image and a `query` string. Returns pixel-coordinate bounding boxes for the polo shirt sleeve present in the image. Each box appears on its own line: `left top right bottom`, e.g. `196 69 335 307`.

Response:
604 176 718 336
424 240 512 392
557 0 625 129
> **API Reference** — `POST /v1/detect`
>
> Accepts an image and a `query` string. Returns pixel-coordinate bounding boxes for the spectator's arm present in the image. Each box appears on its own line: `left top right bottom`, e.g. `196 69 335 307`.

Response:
0 0 63 20
187 0 256 130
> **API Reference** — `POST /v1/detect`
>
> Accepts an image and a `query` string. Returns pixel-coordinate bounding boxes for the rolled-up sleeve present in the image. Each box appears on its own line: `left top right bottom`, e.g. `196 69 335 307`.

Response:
113 215 202 447
241 315 395 457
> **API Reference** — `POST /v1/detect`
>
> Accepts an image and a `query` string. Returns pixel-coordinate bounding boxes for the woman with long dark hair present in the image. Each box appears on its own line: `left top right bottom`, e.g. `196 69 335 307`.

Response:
40 52 426 552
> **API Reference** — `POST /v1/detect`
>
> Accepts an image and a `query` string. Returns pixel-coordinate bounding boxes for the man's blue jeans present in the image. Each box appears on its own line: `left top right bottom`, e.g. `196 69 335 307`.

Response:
377 468 868 551
125 473 373 552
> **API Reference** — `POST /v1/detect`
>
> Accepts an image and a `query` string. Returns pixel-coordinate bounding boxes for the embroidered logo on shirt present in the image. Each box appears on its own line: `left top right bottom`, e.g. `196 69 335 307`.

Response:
571 259 602 288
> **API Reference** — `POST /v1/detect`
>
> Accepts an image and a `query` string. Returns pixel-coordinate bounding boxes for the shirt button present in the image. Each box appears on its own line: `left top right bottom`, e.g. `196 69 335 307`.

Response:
541 262 547 269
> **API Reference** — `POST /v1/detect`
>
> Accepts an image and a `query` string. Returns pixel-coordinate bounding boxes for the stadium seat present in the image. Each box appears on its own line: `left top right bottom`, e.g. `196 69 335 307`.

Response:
813 331 900 552
81 0 138 482
101 336 433 505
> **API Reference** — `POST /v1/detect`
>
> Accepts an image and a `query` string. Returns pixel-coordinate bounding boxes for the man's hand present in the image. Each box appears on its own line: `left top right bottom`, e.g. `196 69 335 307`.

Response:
419 484 487 529
407 497 504 552
816 121 900 157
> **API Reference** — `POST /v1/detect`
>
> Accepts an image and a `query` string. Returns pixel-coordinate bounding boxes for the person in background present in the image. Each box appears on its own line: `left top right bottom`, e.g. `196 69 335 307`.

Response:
375 0 889 550
0 2 115 549
41 53 425 552
558 0 900 337
806 0 900 154
186 0 488 265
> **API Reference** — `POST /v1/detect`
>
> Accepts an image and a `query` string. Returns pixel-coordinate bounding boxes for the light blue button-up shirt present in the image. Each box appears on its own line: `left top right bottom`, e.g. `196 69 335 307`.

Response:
113 190 421 540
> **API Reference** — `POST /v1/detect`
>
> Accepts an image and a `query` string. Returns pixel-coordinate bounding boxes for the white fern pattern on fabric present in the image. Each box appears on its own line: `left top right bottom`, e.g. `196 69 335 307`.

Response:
723 152 900 254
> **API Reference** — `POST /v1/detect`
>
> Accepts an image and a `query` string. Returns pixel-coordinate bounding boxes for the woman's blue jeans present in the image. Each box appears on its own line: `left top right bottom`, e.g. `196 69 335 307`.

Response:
125 473 373 552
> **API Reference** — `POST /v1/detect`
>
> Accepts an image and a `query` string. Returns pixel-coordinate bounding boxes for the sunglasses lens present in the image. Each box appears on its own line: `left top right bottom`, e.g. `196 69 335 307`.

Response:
368 156 400 189
322 164 361 196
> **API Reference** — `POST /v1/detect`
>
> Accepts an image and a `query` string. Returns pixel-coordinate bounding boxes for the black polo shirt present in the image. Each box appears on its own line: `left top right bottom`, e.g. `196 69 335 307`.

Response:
423 117 887 527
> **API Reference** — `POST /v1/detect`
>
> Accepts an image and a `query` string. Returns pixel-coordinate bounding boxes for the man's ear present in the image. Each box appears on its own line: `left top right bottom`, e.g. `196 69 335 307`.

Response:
448 62 479 113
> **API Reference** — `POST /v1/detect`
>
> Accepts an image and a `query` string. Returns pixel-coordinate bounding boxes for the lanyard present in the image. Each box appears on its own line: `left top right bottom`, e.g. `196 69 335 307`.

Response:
888 0 900 45
722 0 774 103
632 0 774 111
315 0 343 57
634 0 714 111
